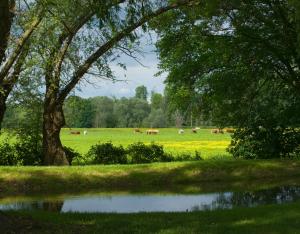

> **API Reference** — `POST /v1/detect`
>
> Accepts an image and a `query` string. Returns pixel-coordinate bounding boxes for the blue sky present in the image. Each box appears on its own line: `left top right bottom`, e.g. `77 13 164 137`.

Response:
77 34 166 98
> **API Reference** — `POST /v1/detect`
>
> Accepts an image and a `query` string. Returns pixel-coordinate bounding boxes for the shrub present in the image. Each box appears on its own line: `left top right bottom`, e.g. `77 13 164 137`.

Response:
14 136 43 165
86 142 127 164
64 146 82 165
228 127 300 159
127 142 171 164
0 142 20 166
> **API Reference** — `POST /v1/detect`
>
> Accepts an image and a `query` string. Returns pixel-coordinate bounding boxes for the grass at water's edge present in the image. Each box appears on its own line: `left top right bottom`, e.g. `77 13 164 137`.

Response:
1 160 300 196
3 201 300 233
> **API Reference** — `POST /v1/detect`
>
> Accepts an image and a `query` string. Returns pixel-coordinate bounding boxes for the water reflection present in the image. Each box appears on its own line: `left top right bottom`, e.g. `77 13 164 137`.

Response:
1 186 300 213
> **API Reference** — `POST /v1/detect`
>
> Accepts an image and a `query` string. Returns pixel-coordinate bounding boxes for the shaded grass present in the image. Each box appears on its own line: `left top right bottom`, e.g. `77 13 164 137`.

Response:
1 160 300 196
3 201 300 233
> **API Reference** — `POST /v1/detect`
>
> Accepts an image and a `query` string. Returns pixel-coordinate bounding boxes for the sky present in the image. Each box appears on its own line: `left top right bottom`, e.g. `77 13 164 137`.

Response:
77 34 166 99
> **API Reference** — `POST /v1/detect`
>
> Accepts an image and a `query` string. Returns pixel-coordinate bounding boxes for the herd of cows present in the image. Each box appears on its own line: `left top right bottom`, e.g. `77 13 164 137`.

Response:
133 128 235 135
69 128 235 135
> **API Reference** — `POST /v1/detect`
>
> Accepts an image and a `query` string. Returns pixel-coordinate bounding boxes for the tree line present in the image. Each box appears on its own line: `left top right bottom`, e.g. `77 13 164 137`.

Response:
3 86 203 129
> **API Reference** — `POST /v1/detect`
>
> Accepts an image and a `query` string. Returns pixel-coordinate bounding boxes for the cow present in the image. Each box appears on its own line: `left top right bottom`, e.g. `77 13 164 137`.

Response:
70 131 80 135
211 129 224 134
224 128 235 133
178 129 184 134
133 128 143 134
146 129 159 135
83 130 88 135
192 128 198 133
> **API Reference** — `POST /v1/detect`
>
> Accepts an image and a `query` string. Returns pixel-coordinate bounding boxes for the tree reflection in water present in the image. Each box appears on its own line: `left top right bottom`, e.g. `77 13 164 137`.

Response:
211 186 300 210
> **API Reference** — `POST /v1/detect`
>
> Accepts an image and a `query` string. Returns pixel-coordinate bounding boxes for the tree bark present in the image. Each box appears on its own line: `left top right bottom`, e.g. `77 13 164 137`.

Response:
43 101 69 165
0 0 14 63
0 93 7 130
0 82 14 130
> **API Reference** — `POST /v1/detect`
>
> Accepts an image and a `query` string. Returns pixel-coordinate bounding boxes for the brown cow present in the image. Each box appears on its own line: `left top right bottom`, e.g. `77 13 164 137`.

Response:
224 128 235 133
191 128 197 133
133 128 143 133
211 129 224 134
70 131 80 135
146 129 159 135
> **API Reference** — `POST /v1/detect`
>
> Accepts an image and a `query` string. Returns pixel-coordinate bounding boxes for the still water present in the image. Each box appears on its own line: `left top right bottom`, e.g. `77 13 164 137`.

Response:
1 186 300 213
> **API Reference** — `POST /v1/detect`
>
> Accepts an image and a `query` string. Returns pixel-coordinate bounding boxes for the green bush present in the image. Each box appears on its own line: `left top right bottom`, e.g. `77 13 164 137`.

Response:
0 142 20 166
64 146 82 165
14 136 43 165
127 142 172 164
86 142 127 164
85 142 203 165
228 127 300 159
174 151 203 162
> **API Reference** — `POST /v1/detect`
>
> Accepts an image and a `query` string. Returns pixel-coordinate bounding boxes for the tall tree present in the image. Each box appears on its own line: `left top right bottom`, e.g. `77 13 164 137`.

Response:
37 0 198 165
135 85 148 100
155 0 300 157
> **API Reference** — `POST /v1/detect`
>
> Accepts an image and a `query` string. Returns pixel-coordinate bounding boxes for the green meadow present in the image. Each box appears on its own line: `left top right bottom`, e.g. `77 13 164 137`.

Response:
61 128 231 158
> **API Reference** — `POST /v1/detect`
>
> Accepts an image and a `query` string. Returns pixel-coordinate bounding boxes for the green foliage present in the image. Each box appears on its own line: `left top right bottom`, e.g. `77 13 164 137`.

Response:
174 151 203 162
84 141 203 165
128 142 172 164
143 109 168 128
64 96 93 128
0 138 42 166
150 92 164 110
228 128 300 159
0 141 20 166
63 146 82 165
87 142 127 165
14 135 43 165
135 85 148 100
114 97 151 128
154 0 300 159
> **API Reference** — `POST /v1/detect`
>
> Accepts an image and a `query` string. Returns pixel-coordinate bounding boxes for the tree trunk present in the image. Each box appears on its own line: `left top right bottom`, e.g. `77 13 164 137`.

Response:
0 0 13 63
0 93 7 130
0 83 12 131
43 102 69 165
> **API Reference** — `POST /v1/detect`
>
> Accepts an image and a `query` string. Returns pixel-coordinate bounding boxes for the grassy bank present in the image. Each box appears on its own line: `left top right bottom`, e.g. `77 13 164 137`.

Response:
3 201 300 233
1 160 300 196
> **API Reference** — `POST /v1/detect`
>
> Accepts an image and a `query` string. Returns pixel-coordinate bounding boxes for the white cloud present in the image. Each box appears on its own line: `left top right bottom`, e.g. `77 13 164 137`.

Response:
77 55 166 98
75 32 166 98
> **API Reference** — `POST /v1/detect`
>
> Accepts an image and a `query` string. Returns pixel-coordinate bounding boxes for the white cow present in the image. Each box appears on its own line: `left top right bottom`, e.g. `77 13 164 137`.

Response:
178 129 184 134
83 130 88 135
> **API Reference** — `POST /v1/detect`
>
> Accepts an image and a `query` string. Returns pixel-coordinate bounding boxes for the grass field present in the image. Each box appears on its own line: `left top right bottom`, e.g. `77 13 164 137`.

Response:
61 128 231 158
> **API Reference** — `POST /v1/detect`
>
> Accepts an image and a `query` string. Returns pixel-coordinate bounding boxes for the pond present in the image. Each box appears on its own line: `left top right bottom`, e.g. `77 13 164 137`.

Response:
1 185 300 213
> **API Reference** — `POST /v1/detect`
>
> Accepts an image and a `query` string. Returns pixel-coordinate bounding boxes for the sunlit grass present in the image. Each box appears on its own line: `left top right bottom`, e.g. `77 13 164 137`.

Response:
60 128 231 158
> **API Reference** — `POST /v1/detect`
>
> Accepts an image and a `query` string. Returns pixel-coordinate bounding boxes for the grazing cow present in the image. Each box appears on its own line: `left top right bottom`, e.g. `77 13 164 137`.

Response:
178 129 184 134
83 130 88 135
70 131 80 135
192 128 197 133
211 129 224 134
224 128 235 133
133 128 143 133
146 129 159 135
